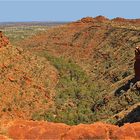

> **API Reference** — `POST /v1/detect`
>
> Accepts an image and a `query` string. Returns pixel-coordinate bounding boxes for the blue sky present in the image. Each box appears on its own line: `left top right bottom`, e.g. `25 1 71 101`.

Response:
0 1 140 22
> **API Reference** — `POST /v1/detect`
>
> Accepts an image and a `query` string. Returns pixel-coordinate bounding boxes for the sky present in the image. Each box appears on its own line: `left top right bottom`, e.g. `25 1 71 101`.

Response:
0 0 140 22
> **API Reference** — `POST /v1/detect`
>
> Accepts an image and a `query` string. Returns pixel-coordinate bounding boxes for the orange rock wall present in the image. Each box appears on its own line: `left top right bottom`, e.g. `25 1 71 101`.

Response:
0 120 139 140
134 47 140 80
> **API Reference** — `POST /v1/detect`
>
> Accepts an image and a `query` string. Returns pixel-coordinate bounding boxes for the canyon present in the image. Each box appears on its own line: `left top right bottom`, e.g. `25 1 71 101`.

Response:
0 16 140 139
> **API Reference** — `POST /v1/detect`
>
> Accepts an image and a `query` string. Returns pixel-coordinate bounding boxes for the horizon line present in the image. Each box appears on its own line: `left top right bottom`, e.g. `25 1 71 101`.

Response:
1 16 140 23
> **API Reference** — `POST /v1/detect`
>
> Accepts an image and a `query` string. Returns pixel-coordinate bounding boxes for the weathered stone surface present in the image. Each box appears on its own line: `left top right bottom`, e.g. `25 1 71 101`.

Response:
0 120 139 140
134 46 140 81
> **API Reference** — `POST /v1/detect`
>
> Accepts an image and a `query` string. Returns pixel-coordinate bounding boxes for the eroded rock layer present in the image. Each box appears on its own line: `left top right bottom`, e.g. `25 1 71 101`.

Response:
134 46 140 80
0 120 139 140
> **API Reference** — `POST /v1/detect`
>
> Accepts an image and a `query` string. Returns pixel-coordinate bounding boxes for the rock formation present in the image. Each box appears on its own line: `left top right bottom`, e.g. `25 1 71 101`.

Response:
112 17 140 24
78 16 109 23
134 46 140 81
0 120 139 139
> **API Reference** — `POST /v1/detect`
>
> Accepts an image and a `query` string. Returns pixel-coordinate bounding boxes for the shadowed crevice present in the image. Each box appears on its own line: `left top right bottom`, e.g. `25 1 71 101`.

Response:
116 105 140 126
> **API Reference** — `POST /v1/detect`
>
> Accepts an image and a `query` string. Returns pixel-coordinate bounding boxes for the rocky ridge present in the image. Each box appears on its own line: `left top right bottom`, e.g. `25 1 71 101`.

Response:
0 120 140 139
78 16 140 25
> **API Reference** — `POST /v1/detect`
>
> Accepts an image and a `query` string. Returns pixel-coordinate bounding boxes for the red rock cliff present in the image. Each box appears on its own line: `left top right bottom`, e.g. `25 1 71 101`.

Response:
0 120 139 139
134 46 140 80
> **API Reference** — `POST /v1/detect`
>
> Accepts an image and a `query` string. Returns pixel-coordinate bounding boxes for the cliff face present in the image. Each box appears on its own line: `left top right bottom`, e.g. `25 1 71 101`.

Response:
134 46 140 80
77 16 140 25
0 120 139 140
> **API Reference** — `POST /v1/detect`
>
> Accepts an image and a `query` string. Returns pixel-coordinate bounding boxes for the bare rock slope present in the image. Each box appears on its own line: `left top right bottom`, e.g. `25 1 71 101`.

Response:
0 31 58 120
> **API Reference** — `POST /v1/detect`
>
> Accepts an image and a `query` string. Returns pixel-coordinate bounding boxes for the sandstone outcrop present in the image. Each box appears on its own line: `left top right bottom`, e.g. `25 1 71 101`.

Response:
80 17 95 23
94 15 109 22
134 46 140 81
78 16 109 24
0 120 139 139
77 16 140 25
112 17 140 24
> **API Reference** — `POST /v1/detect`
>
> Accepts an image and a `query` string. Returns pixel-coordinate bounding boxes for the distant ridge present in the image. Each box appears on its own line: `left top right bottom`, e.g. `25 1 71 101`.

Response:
75 16 140 24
